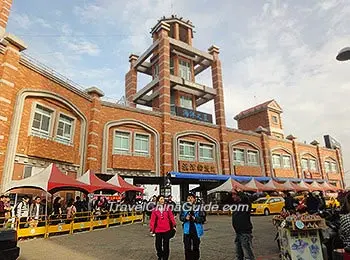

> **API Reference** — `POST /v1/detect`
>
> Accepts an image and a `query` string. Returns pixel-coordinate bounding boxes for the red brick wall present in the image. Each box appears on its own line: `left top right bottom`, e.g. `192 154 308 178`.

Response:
17 97 82 164
237 111 269 131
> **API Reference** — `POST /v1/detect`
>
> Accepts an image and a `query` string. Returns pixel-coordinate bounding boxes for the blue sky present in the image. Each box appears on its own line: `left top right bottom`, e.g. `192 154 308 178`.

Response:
6 0 350 182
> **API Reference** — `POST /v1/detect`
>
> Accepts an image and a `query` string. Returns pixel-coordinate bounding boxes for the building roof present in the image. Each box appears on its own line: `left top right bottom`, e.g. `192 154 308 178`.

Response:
150 15 194 34
234 99 283 120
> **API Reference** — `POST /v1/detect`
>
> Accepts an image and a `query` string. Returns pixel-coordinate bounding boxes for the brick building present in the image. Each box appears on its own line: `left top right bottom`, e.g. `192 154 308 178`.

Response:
0 3 345 197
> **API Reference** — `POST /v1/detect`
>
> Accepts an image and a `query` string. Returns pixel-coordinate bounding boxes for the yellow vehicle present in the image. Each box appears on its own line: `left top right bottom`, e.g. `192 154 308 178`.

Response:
325 196 340 208
251 197 285 216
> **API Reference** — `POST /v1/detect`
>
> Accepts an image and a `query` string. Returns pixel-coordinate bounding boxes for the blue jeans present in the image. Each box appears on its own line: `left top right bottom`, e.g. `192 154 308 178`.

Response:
235 233 255 260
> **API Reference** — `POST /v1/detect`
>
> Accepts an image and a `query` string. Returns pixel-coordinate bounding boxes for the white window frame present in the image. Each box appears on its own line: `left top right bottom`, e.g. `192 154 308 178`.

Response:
134 132 150 157
282 155 292 169
180 95 193 109
113 130 132 155
330 162 337 173
272 115 278 124
179 59 192 81
309 159 318 172
199 143 214 162
247 150 259 166
233 148 245 166
55 112 75 145
272 154 282 169
325 161 331 173
301 158 308 171
179 140 196 161
30 102 55 138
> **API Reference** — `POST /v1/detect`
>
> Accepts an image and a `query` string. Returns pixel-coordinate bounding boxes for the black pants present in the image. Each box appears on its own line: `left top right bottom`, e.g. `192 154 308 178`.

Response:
184 233 200 260
155 231 170 260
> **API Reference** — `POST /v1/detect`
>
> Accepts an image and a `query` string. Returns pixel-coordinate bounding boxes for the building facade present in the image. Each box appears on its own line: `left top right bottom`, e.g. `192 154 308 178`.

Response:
0 3 345 194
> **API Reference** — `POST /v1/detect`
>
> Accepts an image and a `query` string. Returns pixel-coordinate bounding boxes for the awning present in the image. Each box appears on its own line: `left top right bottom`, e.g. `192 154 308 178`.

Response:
169 172 271 182
274 177 328 183
4 163 91 193
207 178 256 194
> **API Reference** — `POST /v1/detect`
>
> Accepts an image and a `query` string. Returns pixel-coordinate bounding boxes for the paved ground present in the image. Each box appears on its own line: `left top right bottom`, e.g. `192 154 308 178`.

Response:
18 215 280 260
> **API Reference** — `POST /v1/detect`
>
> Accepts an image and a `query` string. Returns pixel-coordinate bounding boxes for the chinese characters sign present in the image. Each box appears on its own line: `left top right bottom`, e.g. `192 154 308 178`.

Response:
175 107 213 123
179 161 216 174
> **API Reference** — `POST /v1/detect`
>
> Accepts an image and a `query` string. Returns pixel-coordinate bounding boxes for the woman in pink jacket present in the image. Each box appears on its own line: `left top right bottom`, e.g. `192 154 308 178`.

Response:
149 195 176 260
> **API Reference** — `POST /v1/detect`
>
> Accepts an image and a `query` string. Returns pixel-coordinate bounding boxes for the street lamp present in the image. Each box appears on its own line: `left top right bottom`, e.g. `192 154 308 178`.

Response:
336 47 350 61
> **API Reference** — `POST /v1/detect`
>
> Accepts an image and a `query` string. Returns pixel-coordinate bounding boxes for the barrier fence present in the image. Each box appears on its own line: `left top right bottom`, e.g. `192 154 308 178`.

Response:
0 211 143 239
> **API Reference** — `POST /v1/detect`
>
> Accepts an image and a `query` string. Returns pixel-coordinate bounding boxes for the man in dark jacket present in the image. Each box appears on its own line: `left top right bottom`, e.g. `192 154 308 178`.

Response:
306 192 319 214
284 192 297 212
232 190 255 260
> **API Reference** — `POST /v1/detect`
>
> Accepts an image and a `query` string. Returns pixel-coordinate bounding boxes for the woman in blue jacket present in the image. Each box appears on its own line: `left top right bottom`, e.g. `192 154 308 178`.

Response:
180 193 205 260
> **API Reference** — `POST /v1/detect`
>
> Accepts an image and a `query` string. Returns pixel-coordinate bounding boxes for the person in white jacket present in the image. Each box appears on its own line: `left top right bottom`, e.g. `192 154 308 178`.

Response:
16 195 30 227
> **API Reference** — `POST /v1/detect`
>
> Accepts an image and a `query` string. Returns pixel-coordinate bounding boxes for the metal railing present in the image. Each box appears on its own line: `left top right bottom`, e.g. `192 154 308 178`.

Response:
1 211 143 239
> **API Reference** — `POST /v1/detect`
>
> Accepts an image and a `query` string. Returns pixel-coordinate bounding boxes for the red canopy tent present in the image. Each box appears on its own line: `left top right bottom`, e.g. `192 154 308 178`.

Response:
4 163 91 193
208 178 255 194
298 180 313 191
264 179 288 191
244 178 271 192
107 175 144 193
321 182 339 192
77 170 124 193
282 180 308 192
309 181 325 192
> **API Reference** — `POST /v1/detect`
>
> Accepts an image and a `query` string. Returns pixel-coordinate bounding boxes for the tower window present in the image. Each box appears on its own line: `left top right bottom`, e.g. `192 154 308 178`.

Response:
272 115 278 124
179 59 191 81
180 96 193 109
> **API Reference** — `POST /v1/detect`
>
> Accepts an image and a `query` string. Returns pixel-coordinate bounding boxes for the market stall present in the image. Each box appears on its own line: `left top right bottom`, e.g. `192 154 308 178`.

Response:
106 174 144 193
77 170 124 193
207 178 255 194
273 213 326 260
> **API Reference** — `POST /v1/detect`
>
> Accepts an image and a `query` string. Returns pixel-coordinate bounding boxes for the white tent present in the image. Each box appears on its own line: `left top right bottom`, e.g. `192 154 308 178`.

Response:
208 178 254 194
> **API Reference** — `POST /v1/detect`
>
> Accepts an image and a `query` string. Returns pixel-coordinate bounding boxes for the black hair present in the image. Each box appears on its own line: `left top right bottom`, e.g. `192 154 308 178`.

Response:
76 196 80 201
0 195 4 199
23 195 29 200
34 196 41 200
187 193 196 199
156 195 165 202
67 198 75 207
54 197 61 204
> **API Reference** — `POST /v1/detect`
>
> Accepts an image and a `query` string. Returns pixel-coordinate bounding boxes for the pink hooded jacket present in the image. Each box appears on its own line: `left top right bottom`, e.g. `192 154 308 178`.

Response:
149 206 176 233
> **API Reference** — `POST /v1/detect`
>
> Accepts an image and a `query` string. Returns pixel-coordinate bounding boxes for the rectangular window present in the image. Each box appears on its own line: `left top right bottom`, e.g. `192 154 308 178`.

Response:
199 144 214 162
331 162 337 173
180 96 193 109
31 104 53 137
179 59 191 81
272 115 278 124
233 149 245 165
272 154 281 168
153 63 159 78
134 133 149 156
56 114 74 144
309 159 317 171
170 58 174 75
114 131 130 154
247 150 259 166
325 161 331 173
179 141 195 161
301 158 308 171
23 165 32 179
282 155 292 169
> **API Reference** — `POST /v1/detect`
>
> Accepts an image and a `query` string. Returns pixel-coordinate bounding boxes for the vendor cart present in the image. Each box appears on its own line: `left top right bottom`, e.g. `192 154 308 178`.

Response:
273 215 326 260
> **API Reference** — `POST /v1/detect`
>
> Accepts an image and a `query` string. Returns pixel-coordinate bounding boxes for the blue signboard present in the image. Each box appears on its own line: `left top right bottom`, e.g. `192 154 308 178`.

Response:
175 107 213 123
